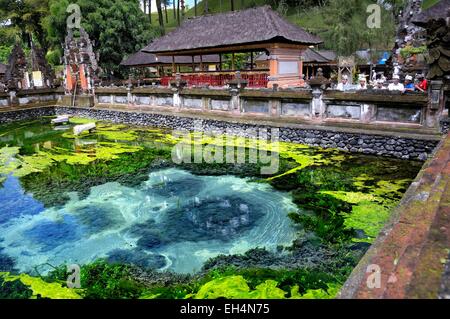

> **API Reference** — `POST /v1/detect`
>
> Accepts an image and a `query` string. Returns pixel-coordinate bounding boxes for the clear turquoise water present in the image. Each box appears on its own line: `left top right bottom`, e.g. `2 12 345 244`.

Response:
0 167 298 274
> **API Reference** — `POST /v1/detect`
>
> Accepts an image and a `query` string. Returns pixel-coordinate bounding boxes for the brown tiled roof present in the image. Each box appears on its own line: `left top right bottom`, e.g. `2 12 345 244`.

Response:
302 49 330 63
0 63 6 74
142 6 322 54
316 50 337 61
120 51 220 67
413 0 450 26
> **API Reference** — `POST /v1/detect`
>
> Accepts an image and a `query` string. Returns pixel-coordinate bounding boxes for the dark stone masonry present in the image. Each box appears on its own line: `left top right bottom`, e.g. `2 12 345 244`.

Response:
0 107 56 124
57 107 440 161
0 106 441 161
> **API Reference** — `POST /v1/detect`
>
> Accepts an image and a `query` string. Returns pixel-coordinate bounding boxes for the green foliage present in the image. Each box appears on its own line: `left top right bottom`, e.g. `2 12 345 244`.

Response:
187 267 343 299
0 272 82 299
0 0 50 48
79 260 145 299
0 119 422 299
44 0 161 77
189 276 287 299
45 48 62 67
0 277 33 299
290 283 340 299
0 45 13 64
288 0 398 56
422 0 441 10
400 45 427 59
343 201 390 242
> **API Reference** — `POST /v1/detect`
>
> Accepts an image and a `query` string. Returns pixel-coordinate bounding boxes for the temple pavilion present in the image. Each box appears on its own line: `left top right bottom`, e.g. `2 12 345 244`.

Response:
141 5 322 88
120 51 220 80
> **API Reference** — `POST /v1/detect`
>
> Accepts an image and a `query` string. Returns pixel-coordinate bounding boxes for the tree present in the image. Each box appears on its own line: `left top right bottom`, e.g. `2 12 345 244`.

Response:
156 0 165 34
173 0 176 19
204 0 208 14
148 0 152 24
320 0 396 56
163 0 169 23
0 0 50 50
142 0 151 24
230 0 234 11
44 0 160 77
177 0 180 26
194 0 198 16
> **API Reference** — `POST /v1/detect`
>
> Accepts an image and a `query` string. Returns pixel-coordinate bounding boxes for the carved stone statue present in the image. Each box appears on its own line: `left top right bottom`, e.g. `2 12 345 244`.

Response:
4 44 28 90
63 27 98 95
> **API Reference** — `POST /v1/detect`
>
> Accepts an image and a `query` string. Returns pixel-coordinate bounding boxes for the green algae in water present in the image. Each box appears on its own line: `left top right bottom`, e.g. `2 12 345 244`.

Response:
0 272 82 299
0 118 423 298
184 275 339 299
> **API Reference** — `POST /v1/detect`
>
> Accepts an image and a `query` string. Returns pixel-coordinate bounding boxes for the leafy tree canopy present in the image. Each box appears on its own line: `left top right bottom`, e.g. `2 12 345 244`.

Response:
319 0 399 56
43 0 160 77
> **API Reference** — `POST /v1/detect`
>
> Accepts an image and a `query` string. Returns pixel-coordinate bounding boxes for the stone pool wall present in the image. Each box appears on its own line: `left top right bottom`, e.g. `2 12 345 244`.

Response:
0 106 56 124
338 132 450 299
0 105 441 160
54 106 439 161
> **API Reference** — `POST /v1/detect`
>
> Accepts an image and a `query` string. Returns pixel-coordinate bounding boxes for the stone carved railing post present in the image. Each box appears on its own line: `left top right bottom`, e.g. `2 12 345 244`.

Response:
228 71 247 115
8 90 17 107
127 76 134 107
425 79 445 128
308 68 329 122
170 73 187 110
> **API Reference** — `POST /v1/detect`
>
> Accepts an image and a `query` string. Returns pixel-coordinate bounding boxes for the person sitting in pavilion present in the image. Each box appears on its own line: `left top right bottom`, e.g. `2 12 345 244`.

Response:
404 75 415 92
356 74 368 90
415 74 428 92
336 74 351 91
388 74 404 92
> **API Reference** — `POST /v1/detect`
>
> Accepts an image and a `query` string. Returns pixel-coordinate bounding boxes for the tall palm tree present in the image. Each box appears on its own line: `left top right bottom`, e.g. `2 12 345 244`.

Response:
194 0 197 16
230 0 234 11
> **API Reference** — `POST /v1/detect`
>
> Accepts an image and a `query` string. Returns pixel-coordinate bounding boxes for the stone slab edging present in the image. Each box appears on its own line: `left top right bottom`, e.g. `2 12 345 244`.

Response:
338 132 450 299
52 105 439 161
0 105 442 160
71 104 442 141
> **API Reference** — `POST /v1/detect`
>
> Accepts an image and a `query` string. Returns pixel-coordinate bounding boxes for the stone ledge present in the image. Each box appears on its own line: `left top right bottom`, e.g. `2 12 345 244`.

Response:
52 105 440 161
338 133 450 299
324 91 429 105
89 104 443 141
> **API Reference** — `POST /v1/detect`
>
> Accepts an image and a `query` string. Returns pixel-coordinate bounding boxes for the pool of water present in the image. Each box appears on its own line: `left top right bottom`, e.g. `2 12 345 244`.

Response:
0 117 423 276
0 168 297 274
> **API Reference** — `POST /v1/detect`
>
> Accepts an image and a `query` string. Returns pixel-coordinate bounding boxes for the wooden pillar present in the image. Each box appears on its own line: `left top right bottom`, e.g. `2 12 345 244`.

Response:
192 56 195 72
299 56 303 79
172 56 176 74
250 52 254 70
200 55 203 72
219 54 222 71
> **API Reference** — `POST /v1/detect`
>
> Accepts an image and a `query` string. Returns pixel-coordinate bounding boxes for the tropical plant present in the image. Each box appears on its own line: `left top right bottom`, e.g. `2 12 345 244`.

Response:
0 0 49 49
43 0 160 77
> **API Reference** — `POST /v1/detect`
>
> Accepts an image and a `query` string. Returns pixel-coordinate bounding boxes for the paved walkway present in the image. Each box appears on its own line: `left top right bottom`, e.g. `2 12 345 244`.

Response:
339 133 450 298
